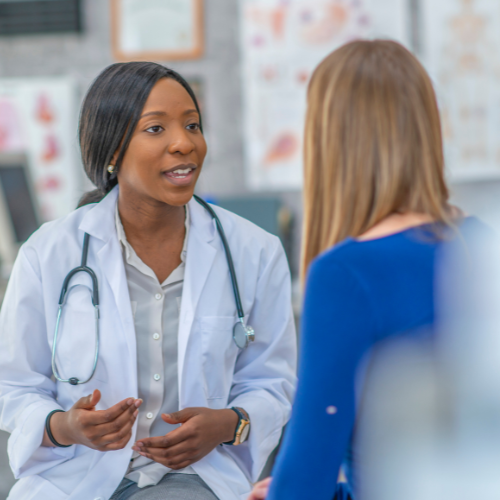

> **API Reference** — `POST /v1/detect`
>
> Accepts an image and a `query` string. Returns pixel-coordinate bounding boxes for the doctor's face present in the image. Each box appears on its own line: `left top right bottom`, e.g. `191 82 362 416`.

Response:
116 78 206 207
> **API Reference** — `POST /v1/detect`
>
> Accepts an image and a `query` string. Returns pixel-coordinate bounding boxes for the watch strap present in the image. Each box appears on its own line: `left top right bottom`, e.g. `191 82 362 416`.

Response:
223 407 249 445
45 410 71 448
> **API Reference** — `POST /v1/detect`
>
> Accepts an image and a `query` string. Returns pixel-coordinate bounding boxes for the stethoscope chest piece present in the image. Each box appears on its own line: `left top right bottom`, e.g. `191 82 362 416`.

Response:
233 319 255 349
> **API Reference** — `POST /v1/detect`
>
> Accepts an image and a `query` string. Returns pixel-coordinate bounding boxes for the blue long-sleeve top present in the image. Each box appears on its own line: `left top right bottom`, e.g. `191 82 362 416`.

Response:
267 220 478 500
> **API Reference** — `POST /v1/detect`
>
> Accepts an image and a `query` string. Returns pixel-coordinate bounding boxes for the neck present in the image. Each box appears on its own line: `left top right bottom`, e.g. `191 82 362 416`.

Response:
357 212 435 241
117 190 185 244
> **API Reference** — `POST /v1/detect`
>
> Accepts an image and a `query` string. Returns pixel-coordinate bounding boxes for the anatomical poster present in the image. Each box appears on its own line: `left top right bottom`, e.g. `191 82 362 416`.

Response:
0 77 79 221
240 0 411 191
421 0 500 181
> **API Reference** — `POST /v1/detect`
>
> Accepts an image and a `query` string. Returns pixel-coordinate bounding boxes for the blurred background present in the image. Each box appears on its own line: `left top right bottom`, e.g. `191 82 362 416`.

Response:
0 0 499 497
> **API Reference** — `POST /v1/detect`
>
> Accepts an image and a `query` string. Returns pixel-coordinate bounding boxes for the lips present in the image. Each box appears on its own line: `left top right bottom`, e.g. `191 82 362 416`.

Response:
163 163 197 186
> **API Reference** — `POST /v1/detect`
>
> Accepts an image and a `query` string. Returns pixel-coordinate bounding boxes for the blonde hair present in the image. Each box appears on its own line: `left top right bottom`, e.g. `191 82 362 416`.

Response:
301 40 452 282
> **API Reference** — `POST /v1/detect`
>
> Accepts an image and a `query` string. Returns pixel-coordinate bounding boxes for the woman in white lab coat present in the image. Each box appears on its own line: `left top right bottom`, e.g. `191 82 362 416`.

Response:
0 63 297 500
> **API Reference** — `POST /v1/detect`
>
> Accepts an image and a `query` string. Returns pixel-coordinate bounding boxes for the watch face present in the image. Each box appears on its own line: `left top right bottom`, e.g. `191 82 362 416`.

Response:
240 422 250 443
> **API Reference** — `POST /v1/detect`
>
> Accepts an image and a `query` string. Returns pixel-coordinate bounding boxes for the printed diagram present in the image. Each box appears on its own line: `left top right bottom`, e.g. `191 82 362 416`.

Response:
0 78 77 220
241 0 408 190
423 0 500 179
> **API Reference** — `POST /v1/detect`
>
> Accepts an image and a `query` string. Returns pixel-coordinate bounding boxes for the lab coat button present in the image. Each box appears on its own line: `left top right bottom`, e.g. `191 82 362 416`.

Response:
94 497 102 500
155 293 162 300
153 333 160 340
154 374 161 381
146 412 153 419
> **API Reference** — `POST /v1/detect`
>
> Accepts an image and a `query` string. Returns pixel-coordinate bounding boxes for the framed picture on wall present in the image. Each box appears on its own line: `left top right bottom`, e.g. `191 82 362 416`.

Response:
111 0 204 61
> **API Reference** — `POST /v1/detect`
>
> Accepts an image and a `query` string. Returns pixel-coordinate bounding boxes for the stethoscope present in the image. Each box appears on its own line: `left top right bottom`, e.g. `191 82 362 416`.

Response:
51 195 255 385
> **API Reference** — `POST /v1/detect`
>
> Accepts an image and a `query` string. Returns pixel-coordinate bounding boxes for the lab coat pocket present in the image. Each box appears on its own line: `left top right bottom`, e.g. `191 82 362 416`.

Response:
199 316 239 405
52 278 105 385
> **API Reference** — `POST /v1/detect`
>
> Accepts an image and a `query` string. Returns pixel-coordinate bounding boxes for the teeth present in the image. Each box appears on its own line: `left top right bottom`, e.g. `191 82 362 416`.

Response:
172 168 192 175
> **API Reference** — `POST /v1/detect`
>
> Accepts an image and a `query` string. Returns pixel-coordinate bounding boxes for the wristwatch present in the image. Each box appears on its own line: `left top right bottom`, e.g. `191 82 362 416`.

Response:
224 407 250 446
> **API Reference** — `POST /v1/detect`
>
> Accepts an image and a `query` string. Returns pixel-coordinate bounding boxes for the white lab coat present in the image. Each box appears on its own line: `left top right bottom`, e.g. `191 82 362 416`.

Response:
0 187 297 500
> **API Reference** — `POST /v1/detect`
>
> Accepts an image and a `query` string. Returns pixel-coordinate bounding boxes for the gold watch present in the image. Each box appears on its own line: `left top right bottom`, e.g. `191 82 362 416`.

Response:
224 407 250 446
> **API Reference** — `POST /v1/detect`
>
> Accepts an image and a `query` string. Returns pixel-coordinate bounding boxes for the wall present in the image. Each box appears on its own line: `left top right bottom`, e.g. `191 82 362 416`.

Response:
0 1 301 496
0 0 499 497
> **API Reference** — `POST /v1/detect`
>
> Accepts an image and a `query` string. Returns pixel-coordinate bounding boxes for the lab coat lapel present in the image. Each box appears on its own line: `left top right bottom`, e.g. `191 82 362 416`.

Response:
178 199 217 388
78 188 137 377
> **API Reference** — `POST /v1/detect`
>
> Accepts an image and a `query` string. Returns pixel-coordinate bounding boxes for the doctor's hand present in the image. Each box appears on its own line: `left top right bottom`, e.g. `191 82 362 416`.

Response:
45 389 143 451
132 407 239 469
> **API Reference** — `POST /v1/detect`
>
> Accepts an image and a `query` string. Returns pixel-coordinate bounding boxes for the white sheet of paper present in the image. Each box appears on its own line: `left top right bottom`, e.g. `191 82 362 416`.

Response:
120 0 196 53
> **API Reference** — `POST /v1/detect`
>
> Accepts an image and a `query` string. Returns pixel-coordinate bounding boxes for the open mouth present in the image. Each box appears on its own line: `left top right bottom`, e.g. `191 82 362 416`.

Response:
166 166 195 179
163 164 197 186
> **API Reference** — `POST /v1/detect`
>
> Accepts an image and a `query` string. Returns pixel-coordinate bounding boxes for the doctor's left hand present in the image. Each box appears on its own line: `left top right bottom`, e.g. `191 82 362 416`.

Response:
132 407 239 469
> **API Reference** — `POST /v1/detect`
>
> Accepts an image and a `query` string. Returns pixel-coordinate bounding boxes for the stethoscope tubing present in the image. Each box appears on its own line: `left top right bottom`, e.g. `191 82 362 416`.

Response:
193 195 245 320
52 197 253 385
52 233 100 385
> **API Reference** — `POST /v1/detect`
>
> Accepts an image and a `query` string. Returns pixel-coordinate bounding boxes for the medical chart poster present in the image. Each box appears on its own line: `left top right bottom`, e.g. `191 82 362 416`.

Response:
421 0 500 181
0 77 79 221
240 0 411 191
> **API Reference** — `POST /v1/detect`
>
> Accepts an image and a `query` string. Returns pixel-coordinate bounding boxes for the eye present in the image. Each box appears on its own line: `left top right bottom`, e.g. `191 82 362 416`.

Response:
187 123 200 132
146 125 163 134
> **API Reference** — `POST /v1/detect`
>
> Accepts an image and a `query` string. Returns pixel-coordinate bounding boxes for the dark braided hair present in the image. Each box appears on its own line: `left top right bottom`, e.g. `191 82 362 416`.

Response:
78 62 203 207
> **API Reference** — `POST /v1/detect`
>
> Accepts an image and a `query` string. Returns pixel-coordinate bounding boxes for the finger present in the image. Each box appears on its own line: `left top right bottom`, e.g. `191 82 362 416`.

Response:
161 407 199 425
253 478 272 499
134 423 192 450
137 448 196 469
100 419 135 447
91 398 141 425
93 404 139 438
74 389 101 410
136 439 195 462
103 430 133 451
256 478 272 488
168 460 194 470
248 489 267 500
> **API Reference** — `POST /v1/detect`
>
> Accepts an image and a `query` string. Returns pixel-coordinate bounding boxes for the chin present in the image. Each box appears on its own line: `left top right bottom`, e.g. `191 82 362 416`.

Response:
161 188 196 207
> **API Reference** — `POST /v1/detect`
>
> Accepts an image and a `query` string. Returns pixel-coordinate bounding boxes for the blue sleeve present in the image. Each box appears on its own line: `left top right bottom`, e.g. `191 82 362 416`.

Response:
266 256 376 500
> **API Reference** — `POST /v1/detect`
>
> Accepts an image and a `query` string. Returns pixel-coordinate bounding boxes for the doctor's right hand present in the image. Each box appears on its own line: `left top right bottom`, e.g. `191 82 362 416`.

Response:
44 389 142 451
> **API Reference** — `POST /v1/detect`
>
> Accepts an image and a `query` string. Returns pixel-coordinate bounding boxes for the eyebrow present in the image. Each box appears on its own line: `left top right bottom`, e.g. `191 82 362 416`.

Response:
140 109 199 119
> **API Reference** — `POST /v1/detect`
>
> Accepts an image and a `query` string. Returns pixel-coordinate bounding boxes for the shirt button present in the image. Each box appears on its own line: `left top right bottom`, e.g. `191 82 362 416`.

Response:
155 293 162 300
146 412 153 419
153 333 160 340
154 374 161 381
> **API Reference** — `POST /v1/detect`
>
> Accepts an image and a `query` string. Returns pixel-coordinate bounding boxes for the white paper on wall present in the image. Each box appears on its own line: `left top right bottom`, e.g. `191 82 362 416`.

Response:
240 0 411 191
421 0 500 181
120 0 197 52
0 77 79 222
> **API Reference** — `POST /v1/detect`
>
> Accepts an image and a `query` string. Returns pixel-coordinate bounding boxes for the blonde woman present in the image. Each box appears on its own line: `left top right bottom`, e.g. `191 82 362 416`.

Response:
249 40 480 499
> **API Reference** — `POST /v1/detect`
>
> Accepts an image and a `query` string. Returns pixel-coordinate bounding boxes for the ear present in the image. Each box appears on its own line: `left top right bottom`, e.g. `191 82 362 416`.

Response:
110 149 120 167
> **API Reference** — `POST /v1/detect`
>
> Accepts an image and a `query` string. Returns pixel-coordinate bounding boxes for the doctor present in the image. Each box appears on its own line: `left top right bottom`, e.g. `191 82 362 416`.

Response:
0 62 297 500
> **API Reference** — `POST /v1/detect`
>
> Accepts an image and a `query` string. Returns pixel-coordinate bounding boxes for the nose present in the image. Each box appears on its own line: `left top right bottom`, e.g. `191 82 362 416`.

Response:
167 125 195 156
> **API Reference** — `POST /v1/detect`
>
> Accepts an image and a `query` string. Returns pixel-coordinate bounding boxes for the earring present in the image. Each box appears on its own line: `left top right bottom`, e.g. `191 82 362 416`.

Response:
107 164 115 174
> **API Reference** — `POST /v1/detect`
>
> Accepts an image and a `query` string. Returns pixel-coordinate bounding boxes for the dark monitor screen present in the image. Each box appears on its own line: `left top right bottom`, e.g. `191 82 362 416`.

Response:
0 166 39 243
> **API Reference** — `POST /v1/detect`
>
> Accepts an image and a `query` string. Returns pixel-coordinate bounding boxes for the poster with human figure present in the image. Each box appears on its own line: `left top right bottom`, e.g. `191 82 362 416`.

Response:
240 0 411 191
421 0 500 180
0 77 79 221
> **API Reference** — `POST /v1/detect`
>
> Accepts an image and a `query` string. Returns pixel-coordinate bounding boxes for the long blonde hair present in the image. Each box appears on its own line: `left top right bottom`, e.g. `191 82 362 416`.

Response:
301 40 451 282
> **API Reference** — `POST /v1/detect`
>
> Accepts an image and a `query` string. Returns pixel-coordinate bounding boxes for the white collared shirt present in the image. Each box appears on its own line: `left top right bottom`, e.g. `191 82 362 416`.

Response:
115 205 195 487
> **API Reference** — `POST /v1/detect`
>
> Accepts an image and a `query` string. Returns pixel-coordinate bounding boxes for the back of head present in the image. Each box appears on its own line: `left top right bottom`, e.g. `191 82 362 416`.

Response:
77 62 202 207
301 40 450 279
